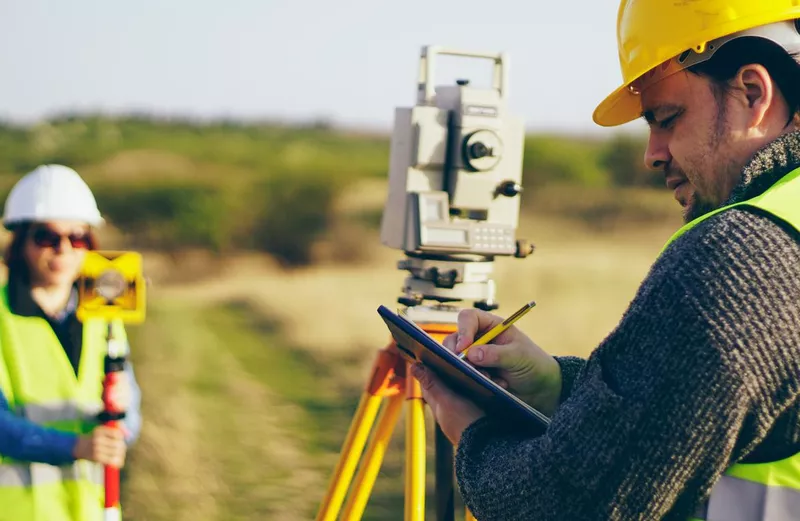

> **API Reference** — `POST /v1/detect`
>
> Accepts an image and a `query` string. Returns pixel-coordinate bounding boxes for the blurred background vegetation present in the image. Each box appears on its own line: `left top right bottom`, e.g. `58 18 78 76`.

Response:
0 115 661 266
0 115 682 520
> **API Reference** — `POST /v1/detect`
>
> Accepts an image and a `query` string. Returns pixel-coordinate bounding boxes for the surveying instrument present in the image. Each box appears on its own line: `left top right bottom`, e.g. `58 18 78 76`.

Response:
77 250 147 521
316 45 533 521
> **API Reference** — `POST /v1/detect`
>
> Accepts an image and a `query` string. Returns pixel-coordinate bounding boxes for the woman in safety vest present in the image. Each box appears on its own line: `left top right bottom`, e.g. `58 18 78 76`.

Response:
0 164 142 521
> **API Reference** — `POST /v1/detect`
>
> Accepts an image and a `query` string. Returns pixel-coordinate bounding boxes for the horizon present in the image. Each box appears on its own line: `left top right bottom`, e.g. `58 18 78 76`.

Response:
0 109 647 139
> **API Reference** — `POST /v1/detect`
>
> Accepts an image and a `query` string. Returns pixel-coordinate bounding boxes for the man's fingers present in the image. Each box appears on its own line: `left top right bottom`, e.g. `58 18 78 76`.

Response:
493 377 509 389
476 368 508 389
466 343 515 369
411 364 455 408
455 309 480 352
411 364 437 392
455 309 504 352
442 332 458 352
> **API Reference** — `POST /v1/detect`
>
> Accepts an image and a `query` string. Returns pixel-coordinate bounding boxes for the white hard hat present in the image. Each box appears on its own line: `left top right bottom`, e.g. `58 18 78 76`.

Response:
2 164 104 230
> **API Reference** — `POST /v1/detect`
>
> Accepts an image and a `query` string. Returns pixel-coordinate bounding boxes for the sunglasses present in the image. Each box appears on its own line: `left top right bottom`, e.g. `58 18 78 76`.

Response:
30 228 92 250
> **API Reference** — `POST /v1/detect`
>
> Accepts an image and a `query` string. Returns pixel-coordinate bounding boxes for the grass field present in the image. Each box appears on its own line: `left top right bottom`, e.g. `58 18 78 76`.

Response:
119 187 682 520
0 116 681 519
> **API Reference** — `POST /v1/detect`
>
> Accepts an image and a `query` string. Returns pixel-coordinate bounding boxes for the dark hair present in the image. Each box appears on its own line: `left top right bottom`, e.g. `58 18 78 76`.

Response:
3 223 98 284
688 35 800 124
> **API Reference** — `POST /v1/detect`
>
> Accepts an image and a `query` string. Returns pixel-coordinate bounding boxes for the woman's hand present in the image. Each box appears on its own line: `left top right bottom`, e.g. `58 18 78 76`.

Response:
73 426 127 467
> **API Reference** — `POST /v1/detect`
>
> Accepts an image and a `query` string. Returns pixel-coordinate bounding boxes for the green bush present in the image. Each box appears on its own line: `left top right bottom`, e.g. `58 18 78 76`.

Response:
94 182 233 252
522 136 610 187
244 174 343 266
599 134 660 187
1 169 345 267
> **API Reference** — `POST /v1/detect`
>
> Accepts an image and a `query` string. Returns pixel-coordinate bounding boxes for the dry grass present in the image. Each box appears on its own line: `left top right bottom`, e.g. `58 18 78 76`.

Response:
151 210 680 361
121 300 327 520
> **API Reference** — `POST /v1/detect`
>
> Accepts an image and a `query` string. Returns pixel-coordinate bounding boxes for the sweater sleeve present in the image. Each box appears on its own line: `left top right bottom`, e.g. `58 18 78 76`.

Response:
0 390 77 466
454 208 800 521
553 356 586 404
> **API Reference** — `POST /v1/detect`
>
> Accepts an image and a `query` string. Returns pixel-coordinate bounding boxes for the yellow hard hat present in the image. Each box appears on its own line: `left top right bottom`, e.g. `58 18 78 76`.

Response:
594 0 800 127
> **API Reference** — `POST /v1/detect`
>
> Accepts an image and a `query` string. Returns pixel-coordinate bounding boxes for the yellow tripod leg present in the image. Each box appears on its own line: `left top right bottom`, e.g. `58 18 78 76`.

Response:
421 322 461 521
316 349 405 521
405 363 426 521
316 392 383 521
340 393 405 520
466 510 476 520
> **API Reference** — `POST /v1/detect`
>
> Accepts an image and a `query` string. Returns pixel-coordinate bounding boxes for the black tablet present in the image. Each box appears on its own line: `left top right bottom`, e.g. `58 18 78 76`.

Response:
377 305 551 433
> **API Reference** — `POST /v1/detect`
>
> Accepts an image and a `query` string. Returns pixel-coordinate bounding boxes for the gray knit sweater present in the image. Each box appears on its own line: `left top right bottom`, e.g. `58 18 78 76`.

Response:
455 132 800 520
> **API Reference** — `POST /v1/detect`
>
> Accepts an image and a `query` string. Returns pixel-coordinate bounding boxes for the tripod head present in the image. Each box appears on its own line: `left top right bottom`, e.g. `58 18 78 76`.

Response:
380 46 533 314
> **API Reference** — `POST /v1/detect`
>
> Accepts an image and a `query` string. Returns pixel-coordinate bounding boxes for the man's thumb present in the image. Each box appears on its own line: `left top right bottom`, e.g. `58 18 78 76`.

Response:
411 364 435 390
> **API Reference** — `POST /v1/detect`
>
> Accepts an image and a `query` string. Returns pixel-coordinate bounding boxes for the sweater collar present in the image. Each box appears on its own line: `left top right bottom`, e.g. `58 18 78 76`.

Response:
726 130 800 205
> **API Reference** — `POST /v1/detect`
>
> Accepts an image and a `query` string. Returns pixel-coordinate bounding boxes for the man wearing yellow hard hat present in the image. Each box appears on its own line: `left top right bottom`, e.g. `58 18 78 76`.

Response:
412 1 800 519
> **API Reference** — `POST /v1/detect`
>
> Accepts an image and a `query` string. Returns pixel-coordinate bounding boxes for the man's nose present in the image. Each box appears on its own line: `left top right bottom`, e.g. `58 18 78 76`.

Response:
644 132 671 171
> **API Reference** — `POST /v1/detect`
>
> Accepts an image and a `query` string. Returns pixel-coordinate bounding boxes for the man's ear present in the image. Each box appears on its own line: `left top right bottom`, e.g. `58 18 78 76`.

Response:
734 64 774 127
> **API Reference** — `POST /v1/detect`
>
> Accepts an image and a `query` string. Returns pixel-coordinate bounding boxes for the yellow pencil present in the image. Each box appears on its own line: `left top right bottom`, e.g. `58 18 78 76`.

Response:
457 300 536 360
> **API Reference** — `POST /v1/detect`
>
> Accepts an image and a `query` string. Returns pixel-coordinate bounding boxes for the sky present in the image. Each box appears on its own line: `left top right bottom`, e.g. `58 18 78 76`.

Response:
0 0 646 135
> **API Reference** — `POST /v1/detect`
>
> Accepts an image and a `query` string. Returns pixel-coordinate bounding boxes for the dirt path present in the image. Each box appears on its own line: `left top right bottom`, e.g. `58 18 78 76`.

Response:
121 301 323 520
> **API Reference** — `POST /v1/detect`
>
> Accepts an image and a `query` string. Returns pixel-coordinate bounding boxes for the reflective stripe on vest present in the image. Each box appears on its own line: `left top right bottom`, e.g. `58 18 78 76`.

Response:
660 166 800 521
19 400 103 425
691 474 800 520
0 285 126 521
0 461 104 487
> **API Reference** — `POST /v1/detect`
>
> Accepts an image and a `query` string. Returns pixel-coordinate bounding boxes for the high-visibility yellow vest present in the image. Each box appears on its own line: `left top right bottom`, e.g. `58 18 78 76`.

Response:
658 167 800 520
0 285 125 521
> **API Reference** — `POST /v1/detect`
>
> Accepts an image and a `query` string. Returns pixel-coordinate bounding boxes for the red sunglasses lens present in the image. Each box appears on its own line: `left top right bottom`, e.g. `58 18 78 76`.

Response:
69 235 91 249
31 229 90 250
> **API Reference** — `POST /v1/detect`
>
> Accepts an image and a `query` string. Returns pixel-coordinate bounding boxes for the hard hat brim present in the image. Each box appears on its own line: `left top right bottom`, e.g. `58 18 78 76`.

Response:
2 215 105 231
592 83 642 128
595 18 800 128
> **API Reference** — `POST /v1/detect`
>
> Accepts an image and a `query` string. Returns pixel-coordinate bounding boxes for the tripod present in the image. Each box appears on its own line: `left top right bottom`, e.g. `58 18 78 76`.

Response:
315 304 476 521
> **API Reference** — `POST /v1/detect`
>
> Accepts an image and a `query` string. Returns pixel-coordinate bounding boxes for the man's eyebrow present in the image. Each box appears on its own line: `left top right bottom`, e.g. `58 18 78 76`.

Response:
641 104 682 124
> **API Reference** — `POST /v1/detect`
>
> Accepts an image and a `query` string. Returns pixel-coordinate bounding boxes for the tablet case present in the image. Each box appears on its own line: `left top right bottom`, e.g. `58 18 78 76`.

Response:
377 305 550 433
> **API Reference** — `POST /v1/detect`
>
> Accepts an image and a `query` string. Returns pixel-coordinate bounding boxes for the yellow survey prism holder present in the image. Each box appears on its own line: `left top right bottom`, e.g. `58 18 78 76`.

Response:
457 300 536 360
76 251 146 520
77 250 146 324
